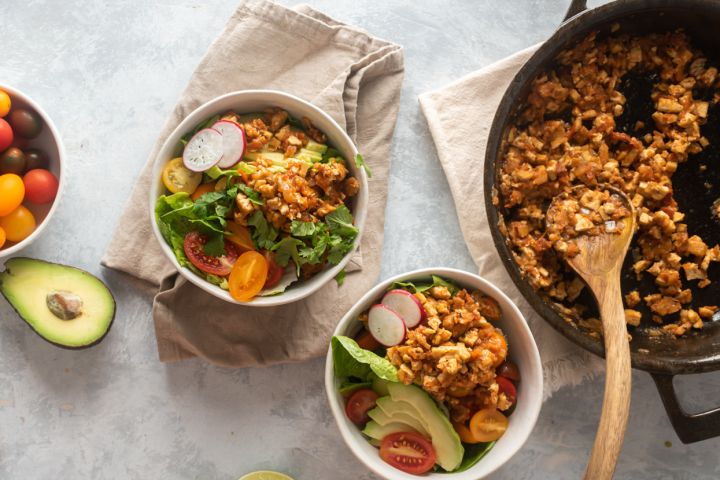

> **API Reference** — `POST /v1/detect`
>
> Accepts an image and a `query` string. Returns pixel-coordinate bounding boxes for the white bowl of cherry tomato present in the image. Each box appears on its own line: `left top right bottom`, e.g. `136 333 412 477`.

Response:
0 85 63 258
325 268 543 479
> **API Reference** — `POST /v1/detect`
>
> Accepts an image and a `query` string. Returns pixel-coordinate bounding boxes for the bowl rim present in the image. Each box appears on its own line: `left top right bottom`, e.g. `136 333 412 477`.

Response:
148 89 368 306
324 267 543 479
0 84 65 259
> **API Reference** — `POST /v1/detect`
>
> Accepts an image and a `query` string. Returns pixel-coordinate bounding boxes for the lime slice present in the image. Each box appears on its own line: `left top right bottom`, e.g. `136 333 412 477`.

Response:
239 471 293 480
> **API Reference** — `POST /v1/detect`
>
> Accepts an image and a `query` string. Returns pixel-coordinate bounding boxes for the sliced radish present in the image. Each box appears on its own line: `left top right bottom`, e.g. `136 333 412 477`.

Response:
183 128 223 172
212 120 247 168
382 289 426 328
368 304 406 347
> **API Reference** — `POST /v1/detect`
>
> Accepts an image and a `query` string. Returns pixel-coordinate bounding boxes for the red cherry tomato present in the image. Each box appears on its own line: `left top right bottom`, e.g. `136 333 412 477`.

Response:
345 388 378 426
183 232 240 276
23 169 59 204
497 361 520 381
0 118 13 151
496 376 517 406
379 432 437 475
262 251 283 289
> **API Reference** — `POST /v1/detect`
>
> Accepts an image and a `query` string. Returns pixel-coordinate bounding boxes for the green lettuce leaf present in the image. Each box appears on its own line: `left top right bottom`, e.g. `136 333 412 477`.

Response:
332 336 398 382
388 275 460 296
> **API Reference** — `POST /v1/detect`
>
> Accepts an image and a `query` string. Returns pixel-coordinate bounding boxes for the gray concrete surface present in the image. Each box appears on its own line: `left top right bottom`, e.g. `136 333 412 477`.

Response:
0 0 719 478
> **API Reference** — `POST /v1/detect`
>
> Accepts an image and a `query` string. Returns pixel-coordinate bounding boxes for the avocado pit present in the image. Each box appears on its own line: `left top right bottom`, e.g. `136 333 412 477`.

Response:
46 291 83 320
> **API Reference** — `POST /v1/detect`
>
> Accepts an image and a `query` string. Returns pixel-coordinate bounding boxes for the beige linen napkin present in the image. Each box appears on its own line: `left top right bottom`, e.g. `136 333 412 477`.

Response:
419 45 604 397
102 0 404 366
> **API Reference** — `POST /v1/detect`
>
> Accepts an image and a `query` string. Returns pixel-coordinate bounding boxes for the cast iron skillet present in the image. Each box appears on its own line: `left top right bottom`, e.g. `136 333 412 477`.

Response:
484 0 720 443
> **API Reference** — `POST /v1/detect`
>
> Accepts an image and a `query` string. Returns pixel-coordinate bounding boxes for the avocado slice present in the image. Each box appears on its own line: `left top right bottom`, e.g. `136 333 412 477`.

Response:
386 382 464 471
363 420 420 441
0 258 115 349
368 403 430 437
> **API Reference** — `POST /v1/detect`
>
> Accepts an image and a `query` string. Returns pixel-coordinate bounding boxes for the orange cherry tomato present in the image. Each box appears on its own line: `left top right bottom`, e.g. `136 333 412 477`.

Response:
0 173 25 216
0 90 11 117
452 421 482 444
0 226 6 249
0 205 36 243
191 182 216 201
469 408 509 442
228 251 268 301
225 221 255 251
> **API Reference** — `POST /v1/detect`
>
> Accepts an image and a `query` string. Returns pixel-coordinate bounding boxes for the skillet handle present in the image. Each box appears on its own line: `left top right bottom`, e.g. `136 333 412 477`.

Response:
563 0 588 22
651 373 720 443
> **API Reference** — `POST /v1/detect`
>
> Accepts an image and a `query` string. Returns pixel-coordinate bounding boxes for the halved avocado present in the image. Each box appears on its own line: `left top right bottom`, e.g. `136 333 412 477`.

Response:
0 258 115 349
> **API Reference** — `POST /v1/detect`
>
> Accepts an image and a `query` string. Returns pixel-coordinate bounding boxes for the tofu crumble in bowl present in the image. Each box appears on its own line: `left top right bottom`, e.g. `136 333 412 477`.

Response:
149 91 368 305
325 268 542 479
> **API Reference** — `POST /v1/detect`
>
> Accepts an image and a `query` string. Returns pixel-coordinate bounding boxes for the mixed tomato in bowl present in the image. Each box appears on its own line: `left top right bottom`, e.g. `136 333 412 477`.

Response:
154 106 367 302
0 88 60 252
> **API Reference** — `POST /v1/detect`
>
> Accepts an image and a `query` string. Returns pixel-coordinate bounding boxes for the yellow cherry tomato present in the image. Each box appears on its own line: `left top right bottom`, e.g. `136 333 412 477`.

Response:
0 226 5 249
469 408 509 442
162 157 202 194
0 205 36 243
0 91 10 117
453 421 482 444
0 173 25 216
228 251 268 302
225 221 255 251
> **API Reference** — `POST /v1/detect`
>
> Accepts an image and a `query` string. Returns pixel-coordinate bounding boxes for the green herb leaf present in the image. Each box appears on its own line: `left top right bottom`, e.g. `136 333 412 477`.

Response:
326 205 358 237
248 211 278 249
236 184 264 205
335 269 346 286
271 237 303 272
331 336 398 382
354 153 372 178
203 233 225 257
290 220 317 237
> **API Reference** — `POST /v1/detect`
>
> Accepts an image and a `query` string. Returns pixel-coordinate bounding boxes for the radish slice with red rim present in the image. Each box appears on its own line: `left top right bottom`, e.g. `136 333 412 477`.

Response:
212 120 247 168
382 289 426 328
368 304 407 347
183 128 224 172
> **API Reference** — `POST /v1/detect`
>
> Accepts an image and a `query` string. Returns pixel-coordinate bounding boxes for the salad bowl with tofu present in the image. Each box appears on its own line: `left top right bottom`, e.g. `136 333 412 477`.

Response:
325 268 542 479
150 90 368 305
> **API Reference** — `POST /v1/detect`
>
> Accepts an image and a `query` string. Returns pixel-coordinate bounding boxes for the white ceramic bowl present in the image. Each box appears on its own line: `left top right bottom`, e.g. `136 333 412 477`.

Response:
0 84 65 259
149 90 368 306
325 268 543 480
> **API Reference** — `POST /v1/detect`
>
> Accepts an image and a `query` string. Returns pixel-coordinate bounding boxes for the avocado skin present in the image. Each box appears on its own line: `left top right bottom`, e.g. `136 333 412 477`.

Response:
0 257 116 350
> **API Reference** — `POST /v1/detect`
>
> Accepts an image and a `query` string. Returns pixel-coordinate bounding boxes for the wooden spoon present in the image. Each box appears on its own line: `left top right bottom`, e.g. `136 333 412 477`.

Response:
547 185 635 480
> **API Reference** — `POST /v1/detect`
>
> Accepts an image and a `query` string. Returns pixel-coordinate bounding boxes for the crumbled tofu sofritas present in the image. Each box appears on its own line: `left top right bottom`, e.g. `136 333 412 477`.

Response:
497 31 720 336
384 286 510 423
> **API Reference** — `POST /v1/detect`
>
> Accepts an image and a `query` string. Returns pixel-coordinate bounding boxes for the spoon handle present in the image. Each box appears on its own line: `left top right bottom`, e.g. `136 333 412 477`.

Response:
583 271 632 480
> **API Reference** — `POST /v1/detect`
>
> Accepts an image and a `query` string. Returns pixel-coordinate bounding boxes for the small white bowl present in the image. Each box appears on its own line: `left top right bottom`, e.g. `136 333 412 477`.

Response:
0 84 65 259
325 268 543 480
149 90 368 306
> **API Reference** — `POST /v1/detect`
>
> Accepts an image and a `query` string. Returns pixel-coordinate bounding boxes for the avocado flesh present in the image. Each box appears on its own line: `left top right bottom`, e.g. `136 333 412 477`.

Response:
363 420 420 440
368 404 430 437
0 258 115 349
386 382 464 472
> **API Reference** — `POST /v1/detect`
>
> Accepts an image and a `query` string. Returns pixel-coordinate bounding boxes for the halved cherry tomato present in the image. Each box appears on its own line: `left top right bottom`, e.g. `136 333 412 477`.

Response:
162 157 202 194
452 421 482 444
263 251 283 289
0 226 6 249
355 329 382 351
0 174 25 216
0 205 36 243
225 221 255 251
191 182 216 201
469 408 509 442
379 432 437 475
496 376 517 406
345 388 378 426
497 361 520 382
228 250 268 301
183 232 240 276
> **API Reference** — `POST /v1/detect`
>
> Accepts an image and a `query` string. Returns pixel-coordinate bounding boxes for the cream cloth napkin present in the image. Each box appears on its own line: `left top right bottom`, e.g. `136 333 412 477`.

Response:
419 45 604 398
102 0 404 366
